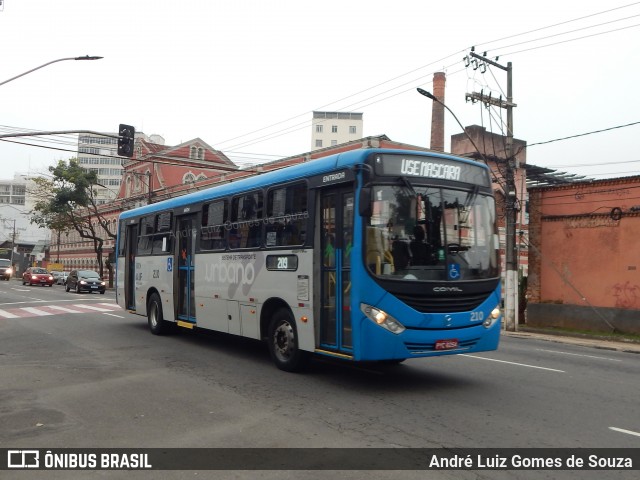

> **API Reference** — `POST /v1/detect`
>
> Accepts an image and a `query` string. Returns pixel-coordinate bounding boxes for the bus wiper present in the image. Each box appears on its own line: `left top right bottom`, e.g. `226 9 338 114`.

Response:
398 176 417 196
464 184 480 210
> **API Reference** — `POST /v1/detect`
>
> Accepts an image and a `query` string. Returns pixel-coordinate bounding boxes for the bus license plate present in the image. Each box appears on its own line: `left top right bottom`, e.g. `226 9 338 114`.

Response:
435 339 459 350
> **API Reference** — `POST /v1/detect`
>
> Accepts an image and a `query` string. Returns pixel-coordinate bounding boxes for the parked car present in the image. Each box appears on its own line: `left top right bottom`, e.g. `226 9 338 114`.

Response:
22 267 55 286
0 259 13 280
51 271 69 285
65 270 106 294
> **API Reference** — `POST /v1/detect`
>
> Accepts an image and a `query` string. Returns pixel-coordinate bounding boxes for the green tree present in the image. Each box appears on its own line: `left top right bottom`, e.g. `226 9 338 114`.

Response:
29 158 116 277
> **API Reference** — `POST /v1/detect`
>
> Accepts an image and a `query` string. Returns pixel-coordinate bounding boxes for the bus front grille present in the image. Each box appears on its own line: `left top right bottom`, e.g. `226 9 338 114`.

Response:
394 292 488 313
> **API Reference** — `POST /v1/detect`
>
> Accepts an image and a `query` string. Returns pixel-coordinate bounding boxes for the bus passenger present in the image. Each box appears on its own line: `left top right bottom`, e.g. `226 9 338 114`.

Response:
410 226 430 265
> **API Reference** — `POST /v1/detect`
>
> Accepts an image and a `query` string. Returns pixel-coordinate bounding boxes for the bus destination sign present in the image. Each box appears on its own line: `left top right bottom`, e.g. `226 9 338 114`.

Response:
374 154 490 187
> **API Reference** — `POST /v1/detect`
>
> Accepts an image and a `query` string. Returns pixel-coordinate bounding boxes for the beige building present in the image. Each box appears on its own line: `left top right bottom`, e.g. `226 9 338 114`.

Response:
311 111 363 150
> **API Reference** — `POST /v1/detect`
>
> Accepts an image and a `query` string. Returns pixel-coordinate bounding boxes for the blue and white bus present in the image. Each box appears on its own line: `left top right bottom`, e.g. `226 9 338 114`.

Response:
116 148 501 371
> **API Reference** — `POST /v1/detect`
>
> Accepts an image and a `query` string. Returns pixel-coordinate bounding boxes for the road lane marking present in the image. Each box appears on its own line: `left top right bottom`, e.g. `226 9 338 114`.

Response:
21 307 53 316
609 427 640 438
461 354 565 373
72 304 115 312
103 313 125 318
0 302 120 319
45 305 85 313
536 348 622 362
0 299 105 306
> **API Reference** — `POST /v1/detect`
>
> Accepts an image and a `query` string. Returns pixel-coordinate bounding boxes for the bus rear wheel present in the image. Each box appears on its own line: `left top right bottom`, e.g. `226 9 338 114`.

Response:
147 292 173 335
268 308 308 372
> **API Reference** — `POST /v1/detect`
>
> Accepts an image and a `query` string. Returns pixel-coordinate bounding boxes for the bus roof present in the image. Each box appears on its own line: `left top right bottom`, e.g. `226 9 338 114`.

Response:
119 148 487 220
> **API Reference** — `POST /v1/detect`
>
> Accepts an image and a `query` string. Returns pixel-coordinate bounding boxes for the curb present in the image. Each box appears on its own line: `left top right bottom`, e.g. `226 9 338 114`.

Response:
502 329 640 354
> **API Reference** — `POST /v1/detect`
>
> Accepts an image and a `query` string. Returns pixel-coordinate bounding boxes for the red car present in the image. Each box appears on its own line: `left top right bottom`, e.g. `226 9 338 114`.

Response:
22 267 55 286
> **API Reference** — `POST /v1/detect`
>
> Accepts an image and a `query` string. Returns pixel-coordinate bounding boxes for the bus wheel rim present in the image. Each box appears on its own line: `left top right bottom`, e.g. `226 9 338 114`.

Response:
273 320 294 361
150 304 158 327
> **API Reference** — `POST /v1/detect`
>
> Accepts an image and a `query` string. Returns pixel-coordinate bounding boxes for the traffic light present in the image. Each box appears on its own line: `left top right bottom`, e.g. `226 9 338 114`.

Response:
117 124 135 157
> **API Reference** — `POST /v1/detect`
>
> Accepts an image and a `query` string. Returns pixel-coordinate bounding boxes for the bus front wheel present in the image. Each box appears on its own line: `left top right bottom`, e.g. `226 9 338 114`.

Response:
147 292 173 335
268 309 308 372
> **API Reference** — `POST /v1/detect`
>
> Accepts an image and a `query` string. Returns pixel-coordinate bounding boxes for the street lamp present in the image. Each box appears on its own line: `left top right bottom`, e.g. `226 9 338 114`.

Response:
0 55 103 87
416 88 487 162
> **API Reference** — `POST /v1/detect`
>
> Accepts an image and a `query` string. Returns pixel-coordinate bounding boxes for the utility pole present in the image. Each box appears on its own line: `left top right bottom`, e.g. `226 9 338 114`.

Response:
10 219 16 272
465 53 518 331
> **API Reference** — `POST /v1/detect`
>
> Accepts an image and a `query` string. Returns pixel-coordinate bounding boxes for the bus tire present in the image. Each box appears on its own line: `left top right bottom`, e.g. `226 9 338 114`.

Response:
380 358 406 365
268 308 308 372
147 292 173 335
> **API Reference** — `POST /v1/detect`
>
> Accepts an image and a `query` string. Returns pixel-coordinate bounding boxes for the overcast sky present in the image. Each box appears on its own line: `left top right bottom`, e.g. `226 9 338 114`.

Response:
0 0 638 181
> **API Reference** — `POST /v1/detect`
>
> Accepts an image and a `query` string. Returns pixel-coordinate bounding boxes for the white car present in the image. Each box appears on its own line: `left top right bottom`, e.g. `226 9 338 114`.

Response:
52 271 69 285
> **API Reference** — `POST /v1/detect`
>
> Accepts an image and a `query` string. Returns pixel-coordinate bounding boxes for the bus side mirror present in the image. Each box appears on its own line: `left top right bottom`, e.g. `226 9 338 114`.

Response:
359 187 372 217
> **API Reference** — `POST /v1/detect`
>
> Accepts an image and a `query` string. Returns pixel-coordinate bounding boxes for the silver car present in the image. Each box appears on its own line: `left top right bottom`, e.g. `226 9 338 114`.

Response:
52 271 68 285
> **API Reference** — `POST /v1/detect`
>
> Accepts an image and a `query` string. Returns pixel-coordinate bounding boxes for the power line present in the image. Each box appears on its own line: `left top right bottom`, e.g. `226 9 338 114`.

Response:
2 7 639 162
216 7 640 152
527 121 640 147
550 158 640 168
473 2 640 50
498 23 640 57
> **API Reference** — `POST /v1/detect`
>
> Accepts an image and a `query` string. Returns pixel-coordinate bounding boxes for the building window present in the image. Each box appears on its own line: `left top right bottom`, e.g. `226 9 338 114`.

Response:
331 125 338 133
197 147 204 160
190 146 197 159
315 139 323 148
183 172 196 184
316 124 323 133
349 126 357 134
331 140 337 146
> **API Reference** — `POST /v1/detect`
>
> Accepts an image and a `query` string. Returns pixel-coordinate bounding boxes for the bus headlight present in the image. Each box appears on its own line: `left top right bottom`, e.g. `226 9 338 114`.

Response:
361 304 405 334
483 307 501 328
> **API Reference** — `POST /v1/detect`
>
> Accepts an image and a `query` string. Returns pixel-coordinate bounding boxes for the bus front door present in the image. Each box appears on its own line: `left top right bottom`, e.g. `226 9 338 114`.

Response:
176 214 197 324
319 187 354 354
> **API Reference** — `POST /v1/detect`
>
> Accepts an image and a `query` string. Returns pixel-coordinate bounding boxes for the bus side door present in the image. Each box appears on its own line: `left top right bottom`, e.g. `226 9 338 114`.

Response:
176 214 197 323
124 223 138 310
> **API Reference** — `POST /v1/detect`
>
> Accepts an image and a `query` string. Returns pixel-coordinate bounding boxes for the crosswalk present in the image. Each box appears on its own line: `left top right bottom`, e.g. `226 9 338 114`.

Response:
0 303 121 319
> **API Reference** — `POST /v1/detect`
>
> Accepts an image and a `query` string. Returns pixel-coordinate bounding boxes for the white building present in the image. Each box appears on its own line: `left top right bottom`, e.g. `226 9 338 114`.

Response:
311 111 363 150
77 132 123 204
0 174 50 245
77 131 165 204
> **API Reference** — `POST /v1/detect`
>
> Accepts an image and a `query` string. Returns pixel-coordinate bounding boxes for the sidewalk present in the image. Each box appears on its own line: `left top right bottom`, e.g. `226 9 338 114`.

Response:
502 328 640 354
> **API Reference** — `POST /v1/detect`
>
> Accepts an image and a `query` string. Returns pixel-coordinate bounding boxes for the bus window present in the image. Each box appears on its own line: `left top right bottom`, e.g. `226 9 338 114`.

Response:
265 183 307 247
201 200 227 250
152 211 173 253
117 220 126 257
137 216 155 255
231 192 263 249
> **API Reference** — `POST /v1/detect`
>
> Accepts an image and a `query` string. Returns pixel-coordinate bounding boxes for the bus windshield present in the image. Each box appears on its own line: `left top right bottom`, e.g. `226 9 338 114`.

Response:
365 184 499 281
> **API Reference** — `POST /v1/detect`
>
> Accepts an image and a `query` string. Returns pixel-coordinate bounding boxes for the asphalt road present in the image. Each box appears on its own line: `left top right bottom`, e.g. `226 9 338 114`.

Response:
0 280 638 480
